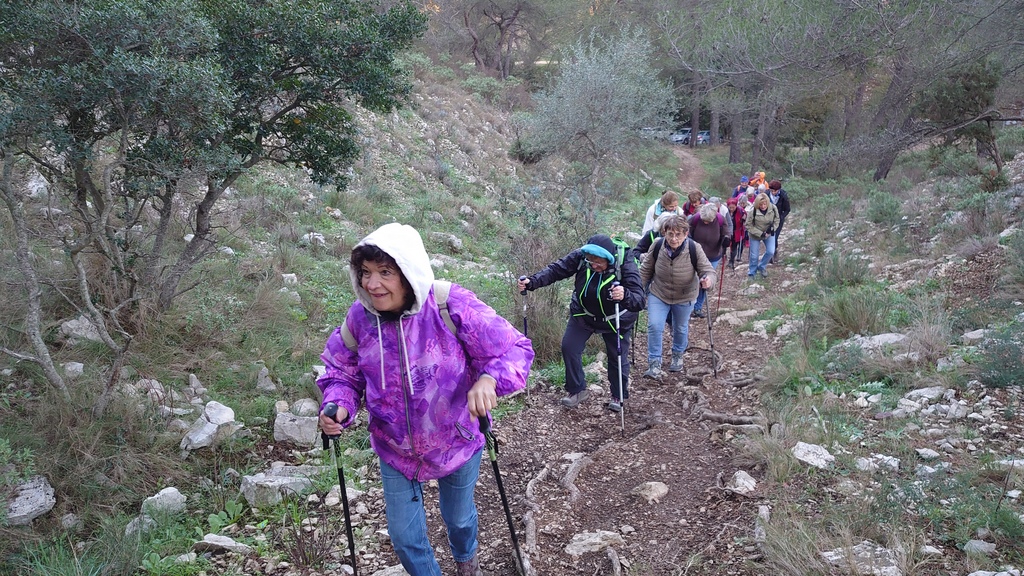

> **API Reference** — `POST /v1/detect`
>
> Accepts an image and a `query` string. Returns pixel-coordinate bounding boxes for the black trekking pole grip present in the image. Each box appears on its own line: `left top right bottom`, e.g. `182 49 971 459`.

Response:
518 275 528 296
322 402 342 439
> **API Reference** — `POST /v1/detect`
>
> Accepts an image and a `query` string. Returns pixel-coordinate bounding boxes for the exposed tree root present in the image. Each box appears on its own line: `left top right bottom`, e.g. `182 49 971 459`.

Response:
606 547 623 576
561 455 591 504
522 464 551 559
681 387 768 436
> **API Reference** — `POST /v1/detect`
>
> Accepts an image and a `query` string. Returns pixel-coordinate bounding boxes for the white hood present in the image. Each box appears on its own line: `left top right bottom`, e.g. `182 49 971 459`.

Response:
348 223 435 316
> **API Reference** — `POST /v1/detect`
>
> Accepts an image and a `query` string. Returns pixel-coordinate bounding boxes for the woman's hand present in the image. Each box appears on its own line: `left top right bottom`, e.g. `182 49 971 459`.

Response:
467 375 498 417
517 277 530 292
609 284 624 301
319 406 349 436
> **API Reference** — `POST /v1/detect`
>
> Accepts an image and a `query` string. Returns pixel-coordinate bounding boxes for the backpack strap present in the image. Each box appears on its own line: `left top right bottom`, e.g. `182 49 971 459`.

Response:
339 280 456 353
688 238 698 276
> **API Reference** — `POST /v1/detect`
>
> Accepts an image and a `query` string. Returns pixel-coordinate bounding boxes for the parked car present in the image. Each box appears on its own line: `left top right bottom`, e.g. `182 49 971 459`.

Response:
695 130 711 145
669 128 691 143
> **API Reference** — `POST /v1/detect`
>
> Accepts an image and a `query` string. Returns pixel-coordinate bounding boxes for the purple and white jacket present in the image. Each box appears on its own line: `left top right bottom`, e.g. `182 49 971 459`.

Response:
317 223 533 481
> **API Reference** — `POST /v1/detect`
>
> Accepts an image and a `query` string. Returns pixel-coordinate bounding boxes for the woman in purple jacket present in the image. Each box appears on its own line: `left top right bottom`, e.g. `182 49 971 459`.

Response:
317 223 534 576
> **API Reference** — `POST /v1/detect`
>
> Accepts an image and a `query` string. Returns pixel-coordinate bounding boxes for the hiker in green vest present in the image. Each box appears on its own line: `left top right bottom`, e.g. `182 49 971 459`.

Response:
518 234 645 412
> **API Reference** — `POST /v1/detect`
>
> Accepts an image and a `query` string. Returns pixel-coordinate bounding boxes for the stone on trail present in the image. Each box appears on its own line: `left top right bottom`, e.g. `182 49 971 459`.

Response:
141 487 186 516
4 476 56 526
564 530 626 556
370 566 410 576
726 470 757 495
964 539 997 556
631 481 669 504
193 533 253 555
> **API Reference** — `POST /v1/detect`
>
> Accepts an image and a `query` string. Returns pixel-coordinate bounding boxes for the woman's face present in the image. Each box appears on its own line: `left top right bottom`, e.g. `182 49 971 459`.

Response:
663 227 687 249
728 204 737 214
361 260 408 313
759 199 769 210
584 254 610 273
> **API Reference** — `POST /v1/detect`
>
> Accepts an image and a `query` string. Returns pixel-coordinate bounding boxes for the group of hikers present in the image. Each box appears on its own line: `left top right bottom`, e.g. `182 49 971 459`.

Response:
314 171 791 576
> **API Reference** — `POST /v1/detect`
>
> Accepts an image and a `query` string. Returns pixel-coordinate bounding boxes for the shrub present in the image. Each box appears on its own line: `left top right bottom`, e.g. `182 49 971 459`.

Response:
866 190 903 226
814 252 869 289
820 285 894 338
975 324 1024 388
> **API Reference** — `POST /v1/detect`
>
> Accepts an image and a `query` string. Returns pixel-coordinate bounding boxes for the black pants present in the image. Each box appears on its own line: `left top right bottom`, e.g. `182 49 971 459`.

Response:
561 315 631 401
773 217 787 259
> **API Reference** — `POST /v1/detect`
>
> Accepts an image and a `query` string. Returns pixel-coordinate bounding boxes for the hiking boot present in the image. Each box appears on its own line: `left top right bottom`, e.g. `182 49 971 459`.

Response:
692 308 706 319
560 389 590 408
643 359 664 379
668 354 684 372
760 269 769 279
607 400 623 413
456 556 484 576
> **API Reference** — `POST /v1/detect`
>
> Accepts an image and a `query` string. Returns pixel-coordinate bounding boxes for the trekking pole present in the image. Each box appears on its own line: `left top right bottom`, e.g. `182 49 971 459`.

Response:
715 260 726 318
480 416 529 576
612 281 625 435
705 290 718 378
321 403 359 576
518 275 530 400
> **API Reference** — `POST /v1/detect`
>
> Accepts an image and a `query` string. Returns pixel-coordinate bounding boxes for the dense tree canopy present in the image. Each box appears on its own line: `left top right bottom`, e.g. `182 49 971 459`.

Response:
0 0 426 401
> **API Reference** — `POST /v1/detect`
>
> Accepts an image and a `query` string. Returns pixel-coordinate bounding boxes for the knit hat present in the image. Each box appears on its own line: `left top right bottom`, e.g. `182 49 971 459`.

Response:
740 176 749 184
580 234 617 264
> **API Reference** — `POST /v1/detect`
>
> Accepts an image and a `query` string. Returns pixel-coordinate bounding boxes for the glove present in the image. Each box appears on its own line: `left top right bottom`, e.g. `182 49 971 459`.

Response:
722 237 732 249
766 226 775 236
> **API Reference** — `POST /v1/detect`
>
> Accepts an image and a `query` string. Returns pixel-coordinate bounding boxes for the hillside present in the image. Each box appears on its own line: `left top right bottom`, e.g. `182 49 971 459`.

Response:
4 57 1024 576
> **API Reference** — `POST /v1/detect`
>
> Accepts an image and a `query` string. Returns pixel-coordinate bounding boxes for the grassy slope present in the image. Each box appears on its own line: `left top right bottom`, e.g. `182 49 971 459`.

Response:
3 53 1024 574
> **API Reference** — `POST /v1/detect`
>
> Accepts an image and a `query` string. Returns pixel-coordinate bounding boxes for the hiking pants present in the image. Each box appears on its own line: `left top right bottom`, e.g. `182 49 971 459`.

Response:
694 258 720 312
561 315 631 401
748 234 776 276
381 449 482 576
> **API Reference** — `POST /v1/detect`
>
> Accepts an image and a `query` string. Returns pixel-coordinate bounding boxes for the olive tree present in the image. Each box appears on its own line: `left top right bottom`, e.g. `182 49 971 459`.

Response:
0 0 425 406
524 26 675 227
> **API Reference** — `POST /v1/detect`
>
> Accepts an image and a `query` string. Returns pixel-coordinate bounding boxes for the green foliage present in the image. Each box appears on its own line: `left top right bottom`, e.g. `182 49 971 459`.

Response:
814 252 869 289
866 190 902 226
272 497 349 569
0 437 34 490
204 498 245 536
976 323 1024 388
820 285 895 339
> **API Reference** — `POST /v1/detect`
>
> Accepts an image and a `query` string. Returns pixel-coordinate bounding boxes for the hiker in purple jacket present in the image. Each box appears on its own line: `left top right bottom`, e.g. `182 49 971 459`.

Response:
317 223 534 576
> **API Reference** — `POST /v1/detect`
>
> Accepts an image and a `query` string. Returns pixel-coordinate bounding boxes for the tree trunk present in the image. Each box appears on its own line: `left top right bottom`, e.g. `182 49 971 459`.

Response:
728 111 743 163
689 98 700 149
751 97 768 172
157 178 232 312
0 154 69 399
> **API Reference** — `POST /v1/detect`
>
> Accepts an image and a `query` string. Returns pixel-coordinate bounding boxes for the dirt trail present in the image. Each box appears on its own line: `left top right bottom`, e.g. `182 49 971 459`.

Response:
450 146 793 575
671 146 706 192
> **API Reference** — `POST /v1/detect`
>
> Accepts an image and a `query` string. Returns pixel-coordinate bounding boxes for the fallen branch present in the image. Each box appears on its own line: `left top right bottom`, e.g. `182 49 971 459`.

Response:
522 464 551 556
561 456 592 504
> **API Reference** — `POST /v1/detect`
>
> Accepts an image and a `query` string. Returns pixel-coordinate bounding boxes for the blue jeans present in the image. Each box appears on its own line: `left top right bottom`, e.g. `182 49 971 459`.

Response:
748 234 776 276
694 258 720 312
380 450 483 575
647 294 693 361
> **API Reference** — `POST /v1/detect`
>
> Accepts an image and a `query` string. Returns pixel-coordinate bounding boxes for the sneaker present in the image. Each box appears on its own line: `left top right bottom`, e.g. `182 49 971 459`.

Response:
668 354 684 372
760 269 769 278
607 400 622 412
560 389 590 408
643 360 665 379
692 309 706 318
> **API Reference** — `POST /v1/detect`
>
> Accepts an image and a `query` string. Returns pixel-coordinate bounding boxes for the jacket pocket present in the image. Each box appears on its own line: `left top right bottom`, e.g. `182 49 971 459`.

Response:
454 420 476 442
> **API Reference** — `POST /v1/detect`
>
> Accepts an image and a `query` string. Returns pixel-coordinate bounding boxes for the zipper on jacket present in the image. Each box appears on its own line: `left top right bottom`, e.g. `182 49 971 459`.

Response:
395 318 423 481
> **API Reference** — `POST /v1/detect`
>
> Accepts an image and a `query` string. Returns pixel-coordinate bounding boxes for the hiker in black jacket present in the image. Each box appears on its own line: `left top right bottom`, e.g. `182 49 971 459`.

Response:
518 234 645 412
768 180 791 264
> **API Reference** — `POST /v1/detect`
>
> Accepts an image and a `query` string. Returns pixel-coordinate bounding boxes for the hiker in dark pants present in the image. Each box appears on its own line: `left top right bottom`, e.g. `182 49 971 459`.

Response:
768 180 791 264
519 234 645 412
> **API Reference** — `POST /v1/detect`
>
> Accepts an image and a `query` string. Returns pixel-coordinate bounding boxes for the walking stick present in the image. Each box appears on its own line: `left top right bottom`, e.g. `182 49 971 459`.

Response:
612 281 625 435
518 275 530 400
705 290 718 378
480 416 529 575
715 259 726 318
321 403 359 576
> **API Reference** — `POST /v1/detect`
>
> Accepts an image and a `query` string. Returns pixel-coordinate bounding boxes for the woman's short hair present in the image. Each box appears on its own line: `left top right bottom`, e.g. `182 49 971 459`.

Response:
660 190 679 205
699 203 718 222
350 244 414 311
687 190 703 204
661 214 689 235
768 180 782 191
755 192 770 206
